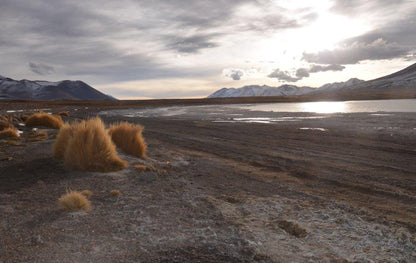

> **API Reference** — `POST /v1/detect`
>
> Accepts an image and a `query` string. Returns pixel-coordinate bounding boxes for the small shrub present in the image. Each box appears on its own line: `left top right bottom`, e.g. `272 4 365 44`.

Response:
58 190 91 211
81 190 93 198
0 120 12 131
0 127 19 139
58 111 70 117
53 117 127 172
134 164 155 172
53 123 74 159
110 190 121 196
134 164 147 172
108 122 147 158
25 112 63 129
277 220 308 238
28 130 48 142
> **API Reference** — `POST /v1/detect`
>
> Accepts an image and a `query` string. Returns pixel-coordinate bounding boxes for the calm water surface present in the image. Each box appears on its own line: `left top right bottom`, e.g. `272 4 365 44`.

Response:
234 99 416 113
100 99 416 122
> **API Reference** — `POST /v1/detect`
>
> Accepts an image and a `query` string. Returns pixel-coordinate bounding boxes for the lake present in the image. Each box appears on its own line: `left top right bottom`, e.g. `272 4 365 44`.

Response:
236 99 416 113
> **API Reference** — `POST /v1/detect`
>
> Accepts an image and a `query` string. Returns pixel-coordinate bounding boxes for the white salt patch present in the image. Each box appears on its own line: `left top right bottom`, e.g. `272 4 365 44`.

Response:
17 130 23 136
6 110 24 113
370 113 393 116
299 127 327 131
18 123 25 127
234 117 271 121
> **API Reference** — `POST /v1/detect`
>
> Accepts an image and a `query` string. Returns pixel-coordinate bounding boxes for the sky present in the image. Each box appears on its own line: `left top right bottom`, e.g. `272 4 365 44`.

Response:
0 0 416 99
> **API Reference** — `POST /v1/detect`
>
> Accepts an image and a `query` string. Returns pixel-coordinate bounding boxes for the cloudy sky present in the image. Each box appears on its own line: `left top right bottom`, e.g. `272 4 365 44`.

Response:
1 0 415 99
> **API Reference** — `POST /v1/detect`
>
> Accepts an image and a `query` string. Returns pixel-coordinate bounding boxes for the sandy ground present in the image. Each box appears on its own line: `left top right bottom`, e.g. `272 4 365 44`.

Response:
0 103 415 262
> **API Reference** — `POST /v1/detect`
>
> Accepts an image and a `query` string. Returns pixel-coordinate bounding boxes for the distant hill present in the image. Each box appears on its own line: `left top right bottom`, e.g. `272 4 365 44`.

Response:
208 84 314 98
208 62 416 99
0 76 115 101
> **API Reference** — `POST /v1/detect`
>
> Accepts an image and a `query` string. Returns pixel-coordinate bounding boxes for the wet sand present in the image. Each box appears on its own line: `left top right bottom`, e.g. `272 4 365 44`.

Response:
1 102 415 262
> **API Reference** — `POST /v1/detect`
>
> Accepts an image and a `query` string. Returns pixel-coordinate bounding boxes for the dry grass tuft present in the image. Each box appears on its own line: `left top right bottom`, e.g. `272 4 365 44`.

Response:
58 190 91 211
133 164 147 172
81 190 93 198
53 123 74 160
25 112 63 129
133 164 155 172
0 127 19 139
58 111 70 117
28 130 48 142
108 122 147 158
110 190 121 196
0 120 12 131
277 220 308 238
53 117 127 172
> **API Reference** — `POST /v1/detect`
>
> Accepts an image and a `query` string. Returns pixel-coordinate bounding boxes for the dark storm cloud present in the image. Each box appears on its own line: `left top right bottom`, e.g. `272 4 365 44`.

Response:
268 69 300 82
223 69 245 80
304 5 416 65
303 38 411 64
166 34 220 54
29 62 55 75
309 64 345 73
269 63 346 82
295 68 309 78
0 0 314 83
330 0 406 16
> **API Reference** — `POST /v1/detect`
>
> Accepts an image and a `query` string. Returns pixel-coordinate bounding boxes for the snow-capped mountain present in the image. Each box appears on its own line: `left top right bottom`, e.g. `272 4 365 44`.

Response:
208 62 416 98
319 63 416 94
208 84 315 98
0 77 115 100
318 78 365 91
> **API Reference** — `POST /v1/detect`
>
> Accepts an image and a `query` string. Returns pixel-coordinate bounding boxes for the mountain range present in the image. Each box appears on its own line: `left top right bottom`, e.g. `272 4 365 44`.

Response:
208 62 416 99
0 76 114 100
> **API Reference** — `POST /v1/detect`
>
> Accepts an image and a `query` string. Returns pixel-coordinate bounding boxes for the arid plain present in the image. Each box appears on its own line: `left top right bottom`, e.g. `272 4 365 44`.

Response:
1 100 415 262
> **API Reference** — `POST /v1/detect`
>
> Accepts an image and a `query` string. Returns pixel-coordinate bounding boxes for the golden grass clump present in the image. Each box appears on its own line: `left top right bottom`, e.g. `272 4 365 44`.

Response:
58 190 91 211
0 120 12 130
28 130 48 142
133 164 155 172
134 164 147 172
110 190 121 196
58 111 70 117
0 127 19 139
81 190 93 198
53 117 127 172
108 122 147 158
53 123 74 160
25 112 63 129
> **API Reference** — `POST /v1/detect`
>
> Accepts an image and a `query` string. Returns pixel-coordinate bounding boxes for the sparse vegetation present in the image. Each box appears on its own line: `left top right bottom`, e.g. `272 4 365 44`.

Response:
110 190 121 196
134 164 155 172
53 123 74 159
58 190 91 211
108 122 147 158
276 220 308 238
53 117 127 172
134 164 147 172
58 111 70 117
25 112 63 129
0 127 19 139
28 130 48 142
0 120 12 130
81 190 93 198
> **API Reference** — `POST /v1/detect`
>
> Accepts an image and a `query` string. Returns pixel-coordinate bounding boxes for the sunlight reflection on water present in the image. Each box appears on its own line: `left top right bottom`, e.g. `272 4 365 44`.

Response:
301 101 346 113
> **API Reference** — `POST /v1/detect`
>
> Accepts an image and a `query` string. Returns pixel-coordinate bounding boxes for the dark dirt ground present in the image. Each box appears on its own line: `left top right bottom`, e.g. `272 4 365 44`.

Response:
0 102 415 262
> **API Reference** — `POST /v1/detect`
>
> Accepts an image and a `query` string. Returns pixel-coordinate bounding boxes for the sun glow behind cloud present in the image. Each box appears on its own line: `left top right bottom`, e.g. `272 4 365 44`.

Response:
0 0 415 98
